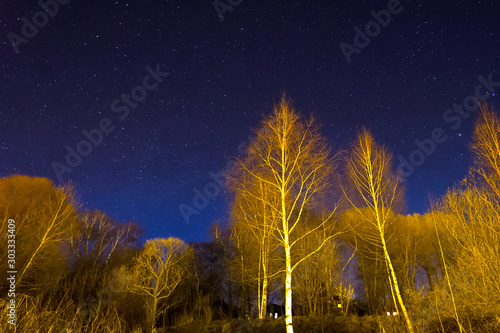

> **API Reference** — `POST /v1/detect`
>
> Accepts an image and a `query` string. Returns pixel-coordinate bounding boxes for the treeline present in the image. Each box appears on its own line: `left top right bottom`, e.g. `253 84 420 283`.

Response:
1 99 499 333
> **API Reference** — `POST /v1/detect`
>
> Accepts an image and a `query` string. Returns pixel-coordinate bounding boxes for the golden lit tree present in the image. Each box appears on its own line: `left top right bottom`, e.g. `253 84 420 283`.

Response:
228 175 280 319
428 103 500 325
229 212 260 318
388 214 427 292
343 129 414 333
0 175 79 292
470 102 500 199
292 213 338 316
128 237 191 333
229 96 339 333
430 185 500 329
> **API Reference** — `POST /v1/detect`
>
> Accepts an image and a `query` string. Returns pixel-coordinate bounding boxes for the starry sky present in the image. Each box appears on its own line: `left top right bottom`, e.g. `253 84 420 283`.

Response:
1 0 499 243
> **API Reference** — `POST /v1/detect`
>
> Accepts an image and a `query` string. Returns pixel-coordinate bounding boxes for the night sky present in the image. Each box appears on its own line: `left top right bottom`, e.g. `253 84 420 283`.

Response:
1 0 499 243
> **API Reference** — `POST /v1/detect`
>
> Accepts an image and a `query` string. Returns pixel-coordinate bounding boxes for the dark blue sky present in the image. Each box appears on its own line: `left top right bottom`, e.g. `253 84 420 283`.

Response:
1 0 499 243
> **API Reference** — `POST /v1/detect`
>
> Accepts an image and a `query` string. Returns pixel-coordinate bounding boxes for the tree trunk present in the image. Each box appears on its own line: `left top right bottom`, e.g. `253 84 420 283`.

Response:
285 242 293 333
258 249 262 318
281 131 294 333
240 253 246 318
229 269 233 317
381 237 414 333
241 284 246 318
261 273 268 318
361 260 372 314
151 296 158 333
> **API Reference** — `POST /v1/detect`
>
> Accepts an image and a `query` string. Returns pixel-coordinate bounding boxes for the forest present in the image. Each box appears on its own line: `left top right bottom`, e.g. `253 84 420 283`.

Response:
1 98 500 333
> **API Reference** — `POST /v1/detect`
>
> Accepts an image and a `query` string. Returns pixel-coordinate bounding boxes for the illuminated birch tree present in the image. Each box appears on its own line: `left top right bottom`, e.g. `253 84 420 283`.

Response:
229 208 259 318
229 175 280 319
343 129 414 333
229 96 339 333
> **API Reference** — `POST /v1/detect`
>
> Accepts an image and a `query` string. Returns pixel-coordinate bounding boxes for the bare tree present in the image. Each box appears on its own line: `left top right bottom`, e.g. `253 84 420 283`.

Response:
470 102 500 199
229 208 261 318
343 129 414 333
228 96 340 333
128 237 191 333
228 176 281 318
429 103 500 323
0 175 79 292
71 210 140 265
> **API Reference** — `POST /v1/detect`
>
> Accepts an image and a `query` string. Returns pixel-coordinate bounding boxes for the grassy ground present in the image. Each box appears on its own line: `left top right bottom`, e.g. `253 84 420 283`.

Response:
162 315 405 333
162 314 500 333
